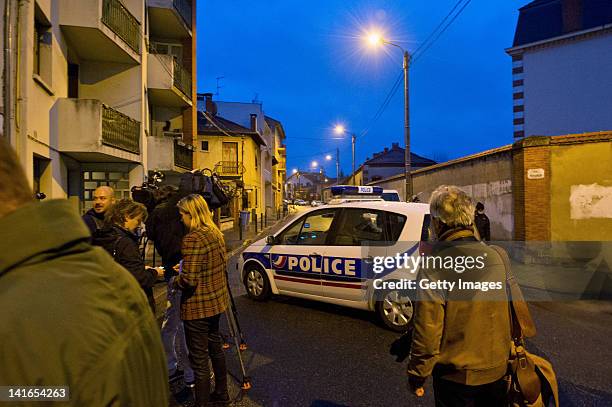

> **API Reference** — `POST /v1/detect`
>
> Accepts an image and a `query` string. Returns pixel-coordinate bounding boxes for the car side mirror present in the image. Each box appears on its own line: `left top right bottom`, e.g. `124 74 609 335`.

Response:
266 235 276 245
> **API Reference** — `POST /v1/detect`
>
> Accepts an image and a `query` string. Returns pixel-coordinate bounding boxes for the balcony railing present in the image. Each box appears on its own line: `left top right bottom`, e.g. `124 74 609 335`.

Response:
174 140 193 170
102 0 141 53
173 0 192 29
173 58 192 99
215 161 244 176
102 105 140 154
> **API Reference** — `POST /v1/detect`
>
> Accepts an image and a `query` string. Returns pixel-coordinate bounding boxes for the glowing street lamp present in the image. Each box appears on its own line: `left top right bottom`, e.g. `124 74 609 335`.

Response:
334 124 356 186
292 168 298 174
364 29 412 201
311 160 318 168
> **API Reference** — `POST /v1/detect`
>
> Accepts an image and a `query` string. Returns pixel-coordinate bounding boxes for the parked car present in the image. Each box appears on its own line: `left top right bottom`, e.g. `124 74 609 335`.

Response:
239 188 430 332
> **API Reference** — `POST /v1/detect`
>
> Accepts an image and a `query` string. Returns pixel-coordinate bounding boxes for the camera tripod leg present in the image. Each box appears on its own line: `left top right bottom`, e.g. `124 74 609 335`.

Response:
225 305 251 391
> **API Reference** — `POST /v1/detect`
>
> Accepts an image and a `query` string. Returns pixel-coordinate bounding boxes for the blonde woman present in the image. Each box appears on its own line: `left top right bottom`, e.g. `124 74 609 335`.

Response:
173 194 230 406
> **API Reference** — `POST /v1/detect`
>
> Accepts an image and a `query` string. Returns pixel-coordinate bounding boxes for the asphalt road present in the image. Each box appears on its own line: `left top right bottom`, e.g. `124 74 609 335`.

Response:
170 208 612 406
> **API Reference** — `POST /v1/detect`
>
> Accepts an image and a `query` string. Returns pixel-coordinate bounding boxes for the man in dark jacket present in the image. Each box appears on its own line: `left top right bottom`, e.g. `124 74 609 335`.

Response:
407 186 510 406
474 201 491 241
82 185 115 234
0 141 168 405
147 188 195 386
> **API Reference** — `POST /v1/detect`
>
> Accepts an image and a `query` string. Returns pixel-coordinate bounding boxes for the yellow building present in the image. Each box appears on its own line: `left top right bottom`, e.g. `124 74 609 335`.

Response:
264 116 287 215
196 107 266 229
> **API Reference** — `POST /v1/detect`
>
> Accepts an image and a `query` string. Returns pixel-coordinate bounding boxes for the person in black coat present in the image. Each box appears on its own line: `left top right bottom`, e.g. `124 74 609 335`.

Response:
93 199 163 312
474 202 491 241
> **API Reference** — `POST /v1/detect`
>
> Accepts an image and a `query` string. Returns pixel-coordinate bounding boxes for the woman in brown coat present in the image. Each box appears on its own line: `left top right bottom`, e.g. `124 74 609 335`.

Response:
174 194 230 406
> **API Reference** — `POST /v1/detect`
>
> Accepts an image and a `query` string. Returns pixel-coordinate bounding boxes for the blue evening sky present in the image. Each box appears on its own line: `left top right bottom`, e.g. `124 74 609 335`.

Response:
197 1 522 176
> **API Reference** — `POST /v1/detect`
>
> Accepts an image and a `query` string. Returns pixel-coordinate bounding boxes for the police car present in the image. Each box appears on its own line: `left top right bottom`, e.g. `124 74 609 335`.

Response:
239 186 430 331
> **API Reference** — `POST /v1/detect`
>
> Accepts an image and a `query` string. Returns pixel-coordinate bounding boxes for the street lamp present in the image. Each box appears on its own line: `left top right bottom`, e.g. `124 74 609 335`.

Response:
311 160 318 168
334 124 356 186
365 30 412 201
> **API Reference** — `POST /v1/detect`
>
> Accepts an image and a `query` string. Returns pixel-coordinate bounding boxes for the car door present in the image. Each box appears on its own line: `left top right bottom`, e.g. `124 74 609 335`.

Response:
321 208 394 302
268 208 340 296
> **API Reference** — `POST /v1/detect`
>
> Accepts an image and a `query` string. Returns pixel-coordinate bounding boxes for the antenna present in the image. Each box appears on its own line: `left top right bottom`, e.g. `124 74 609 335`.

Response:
215 76 225 98
252 92 261 104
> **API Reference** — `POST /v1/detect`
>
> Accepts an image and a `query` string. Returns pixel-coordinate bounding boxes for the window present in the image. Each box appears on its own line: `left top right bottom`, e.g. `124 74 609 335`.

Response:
150 41 183 60
201 140 209 151
331 209 407 246
33 5 52 89
332 209 386 245
277 209 337 245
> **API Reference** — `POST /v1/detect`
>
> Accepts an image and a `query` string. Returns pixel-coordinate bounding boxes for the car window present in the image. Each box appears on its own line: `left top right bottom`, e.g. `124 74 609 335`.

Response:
420 214 431 241
297 210 337 245
386 212 407 241
331 209 387 246
277 218 305 245
382 192 400 202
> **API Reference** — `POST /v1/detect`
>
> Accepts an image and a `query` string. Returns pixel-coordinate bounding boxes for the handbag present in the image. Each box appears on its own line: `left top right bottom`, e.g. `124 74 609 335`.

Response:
491 245 559 407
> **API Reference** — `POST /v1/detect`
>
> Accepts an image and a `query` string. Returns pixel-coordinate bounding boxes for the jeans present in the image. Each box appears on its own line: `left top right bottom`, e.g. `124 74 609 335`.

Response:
161 278 194 382
433 376 507 407
184 314 228 406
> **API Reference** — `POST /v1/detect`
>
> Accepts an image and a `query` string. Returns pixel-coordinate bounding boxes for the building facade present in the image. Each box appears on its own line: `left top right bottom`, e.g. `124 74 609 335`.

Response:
196 93 287 228
1 0 196 212
507 0 612 139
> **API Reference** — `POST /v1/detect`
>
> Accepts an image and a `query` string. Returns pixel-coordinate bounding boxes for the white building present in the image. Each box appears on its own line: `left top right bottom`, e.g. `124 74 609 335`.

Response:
1 0 196 211
506 0 612 138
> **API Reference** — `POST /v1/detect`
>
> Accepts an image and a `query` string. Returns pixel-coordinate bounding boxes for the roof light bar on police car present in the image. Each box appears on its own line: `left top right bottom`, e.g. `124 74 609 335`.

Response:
330 185 383 196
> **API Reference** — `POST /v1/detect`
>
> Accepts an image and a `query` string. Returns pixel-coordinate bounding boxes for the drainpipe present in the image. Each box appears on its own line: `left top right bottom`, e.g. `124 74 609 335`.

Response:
3 0 12 140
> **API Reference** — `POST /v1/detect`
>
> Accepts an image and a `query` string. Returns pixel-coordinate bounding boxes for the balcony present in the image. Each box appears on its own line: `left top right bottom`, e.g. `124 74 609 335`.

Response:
52 99 141 162
148 135 193 172
59 0 141 64
214 161 245 179
148 54 193 107
148 0 193 39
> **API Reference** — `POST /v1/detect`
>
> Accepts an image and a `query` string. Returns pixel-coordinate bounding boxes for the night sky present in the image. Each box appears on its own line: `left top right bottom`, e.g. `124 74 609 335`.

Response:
197 1 522 176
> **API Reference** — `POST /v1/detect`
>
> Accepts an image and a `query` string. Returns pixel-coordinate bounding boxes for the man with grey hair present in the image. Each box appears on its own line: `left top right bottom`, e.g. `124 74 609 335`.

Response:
0 140 168 405
407 185 511 406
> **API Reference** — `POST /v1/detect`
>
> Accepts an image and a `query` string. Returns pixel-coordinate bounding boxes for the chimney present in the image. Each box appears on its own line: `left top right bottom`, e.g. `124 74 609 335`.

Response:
250 114 257 131
384 147 389 153
198 92 217 115
562 0 583 34
392 142 399 149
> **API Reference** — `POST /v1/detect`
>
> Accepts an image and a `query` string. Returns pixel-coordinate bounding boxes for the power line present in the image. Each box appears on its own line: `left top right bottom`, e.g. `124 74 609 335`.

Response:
411 0 466 58
411 0 472 65
359 69 404 138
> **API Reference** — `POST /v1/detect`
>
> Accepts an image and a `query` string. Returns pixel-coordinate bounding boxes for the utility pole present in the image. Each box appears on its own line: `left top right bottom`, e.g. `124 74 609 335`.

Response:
403 50 412 201
351 133 356 186
336 147 340 185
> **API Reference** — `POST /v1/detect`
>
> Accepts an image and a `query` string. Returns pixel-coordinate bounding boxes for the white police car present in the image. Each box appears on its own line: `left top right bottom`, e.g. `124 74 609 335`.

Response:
239 186 430 331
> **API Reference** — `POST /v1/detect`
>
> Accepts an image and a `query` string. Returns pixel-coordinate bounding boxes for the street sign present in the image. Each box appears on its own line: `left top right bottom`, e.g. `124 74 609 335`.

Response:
527 168 545 179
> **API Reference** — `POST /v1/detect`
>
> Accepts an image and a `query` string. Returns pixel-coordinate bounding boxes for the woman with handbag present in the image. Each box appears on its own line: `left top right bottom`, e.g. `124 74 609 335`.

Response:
174 194 230 406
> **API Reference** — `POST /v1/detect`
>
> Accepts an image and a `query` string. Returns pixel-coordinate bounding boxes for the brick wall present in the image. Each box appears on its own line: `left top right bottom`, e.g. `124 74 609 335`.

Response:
512 137 551 240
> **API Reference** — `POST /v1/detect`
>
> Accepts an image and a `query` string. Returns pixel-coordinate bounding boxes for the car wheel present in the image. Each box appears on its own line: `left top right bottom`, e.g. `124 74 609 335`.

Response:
243 264 271 301
376 289 414 332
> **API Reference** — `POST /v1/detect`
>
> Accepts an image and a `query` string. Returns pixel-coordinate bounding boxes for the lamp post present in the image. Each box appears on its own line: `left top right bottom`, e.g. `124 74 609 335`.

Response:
334 125 356 186
325 151 340 185
367 32 412 201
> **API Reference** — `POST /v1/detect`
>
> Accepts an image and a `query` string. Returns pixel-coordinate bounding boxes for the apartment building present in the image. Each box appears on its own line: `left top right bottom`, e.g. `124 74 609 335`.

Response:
1 0 196 211
506 0 612 138
196 93 287 227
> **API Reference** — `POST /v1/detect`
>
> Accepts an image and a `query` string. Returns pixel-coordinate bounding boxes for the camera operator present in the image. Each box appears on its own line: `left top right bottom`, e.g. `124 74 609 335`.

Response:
147 185 195 386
